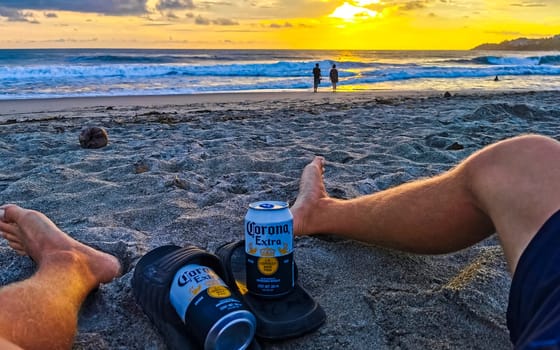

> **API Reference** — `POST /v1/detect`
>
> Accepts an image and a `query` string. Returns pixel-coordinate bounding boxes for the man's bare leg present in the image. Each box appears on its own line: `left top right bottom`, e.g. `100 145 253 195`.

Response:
0 205 121 350
291 134 560 273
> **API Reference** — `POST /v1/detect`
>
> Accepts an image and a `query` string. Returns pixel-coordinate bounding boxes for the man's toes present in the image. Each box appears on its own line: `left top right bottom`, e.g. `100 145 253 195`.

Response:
15 249 27 256
3 232 20 244
8 241 24 252
0 222 18 235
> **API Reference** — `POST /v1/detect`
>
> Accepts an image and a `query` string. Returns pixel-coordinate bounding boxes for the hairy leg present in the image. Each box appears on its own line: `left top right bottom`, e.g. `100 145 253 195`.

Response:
291 135 560 273
291 156 495 253
0 205 121 350
465 135 560 271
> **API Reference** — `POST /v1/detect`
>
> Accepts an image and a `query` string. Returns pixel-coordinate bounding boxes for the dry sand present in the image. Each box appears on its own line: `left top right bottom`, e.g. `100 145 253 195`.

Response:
1 90 559 349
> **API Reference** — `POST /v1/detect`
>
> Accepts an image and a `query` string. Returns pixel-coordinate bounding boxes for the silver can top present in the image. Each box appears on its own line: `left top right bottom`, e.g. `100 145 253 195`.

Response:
205 310 256 350
249 201 289 210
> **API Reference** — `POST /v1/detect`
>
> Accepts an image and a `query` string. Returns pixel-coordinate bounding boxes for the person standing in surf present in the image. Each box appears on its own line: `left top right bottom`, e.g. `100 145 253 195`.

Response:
312 63 321 93
329 64 339 92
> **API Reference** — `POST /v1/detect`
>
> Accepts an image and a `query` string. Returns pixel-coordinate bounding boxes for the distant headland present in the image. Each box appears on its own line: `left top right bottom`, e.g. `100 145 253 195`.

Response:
472 34 560 51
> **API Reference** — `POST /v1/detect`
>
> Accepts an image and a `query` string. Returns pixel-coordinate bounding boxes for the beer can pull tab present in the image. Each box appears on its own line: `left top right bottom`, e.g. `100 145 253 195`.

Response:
258 203 274 209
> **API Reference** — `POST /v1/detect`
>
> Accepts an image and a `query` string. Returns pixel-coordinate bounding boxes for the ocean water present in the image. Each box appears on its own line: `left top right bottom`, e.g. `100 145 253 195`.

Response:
0 48 559 99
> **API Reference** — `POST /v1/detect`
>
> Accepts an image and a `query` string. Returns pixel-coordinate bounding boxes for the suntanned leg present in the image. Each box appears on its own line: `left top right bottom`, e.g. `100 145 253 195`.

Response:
291 156 494 253
291 134 560 273
0 205 121 350
0 338 22 350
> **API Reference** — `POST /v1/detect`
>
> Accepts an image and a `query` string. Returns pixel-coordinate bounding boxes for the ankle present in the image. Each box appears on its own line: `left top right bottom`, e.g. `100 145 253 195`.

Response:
39 250 101 289
304 197 339 235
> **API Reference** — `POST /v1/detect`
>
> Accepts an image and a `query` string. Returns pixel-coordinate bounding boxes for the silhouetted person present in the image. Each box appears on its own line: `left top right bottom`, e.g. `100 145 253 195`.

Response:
329 64 339 92
494 75 500 81
312 64 321 93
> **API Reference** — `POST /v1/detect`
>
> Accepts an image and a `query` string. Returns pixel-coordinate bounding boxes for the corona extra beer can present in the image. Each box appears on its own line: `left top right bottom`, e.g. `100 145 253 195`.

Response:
169 263 256 350
245 200 294 297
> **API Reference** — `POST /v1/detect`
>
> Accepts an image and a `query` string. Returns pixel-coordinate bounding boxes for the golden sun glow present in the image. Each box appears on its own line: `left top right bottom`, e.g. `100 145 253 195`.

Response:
355 0 380 6
0 0 558 49
329 2 378 22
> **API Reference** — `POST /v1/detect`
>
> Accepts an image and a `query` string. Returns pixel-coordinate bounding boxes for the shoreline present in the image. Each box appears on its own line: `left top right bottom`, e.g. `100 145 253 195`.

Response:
0 90 427 115
0 89 556 118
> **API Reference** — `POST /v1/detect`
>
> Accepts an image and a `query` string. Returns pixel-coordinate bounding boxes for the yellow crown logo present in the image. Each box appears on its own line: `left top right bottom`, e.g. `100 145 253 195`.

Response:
278 243 289 255
259 247 275 257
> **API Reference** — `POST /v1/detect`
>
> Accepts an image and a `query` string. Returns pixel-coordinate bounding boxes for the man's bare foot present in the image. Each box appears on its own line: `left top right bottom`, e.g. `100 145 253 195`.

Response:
291 156 330 236
0 204 121 285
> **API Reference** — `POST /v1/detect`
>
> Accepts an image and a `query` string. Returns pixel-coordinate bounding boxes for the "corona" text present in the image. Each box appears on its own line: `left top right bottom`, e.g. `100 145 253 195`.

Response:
246 221 290 238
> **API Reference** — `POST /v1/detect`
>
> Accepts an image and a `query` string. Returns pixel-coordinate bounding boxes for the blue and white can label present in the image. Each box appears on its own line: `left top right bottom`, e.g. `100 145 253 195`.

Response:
169 264 256 349
245 201 294 297
169 264 233 322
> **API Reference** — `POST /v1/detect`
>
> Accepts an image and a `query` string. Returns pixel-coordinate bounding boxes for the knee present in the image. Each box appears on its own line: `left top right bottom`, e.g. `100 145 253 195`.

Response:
467 134 557 171
462 134 560 196
499 134 558 153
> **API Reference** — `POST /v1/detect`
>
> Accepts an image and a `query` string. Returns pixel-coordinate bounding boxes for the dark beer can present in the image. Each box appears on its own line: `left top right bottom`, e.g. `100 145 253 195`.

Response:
245 200 294 298
169 263 256 350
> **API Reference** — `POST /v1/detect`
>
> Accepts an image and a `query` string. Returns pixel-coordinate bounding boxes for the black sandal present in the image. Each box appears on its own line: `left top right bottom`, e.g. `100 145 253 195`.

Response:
215 240 326 341
131 244 261 350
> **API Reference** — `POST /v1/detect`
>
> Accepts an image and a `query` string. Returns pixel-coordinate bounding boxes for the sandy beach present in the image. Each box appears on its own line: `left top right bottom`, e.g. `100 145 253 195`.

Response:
1 89 559 349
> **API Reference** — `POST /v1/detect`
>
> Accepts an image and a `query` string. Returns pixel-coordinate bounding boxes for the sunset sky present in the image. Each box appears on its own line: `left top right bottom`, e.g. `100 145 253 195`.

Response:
0 0 559 50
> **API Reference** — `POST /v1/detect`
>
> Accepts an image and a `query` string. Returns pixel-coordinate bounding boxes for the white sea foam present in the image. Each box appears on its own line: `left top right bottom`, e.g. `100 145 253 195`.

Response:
0 49 558 99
